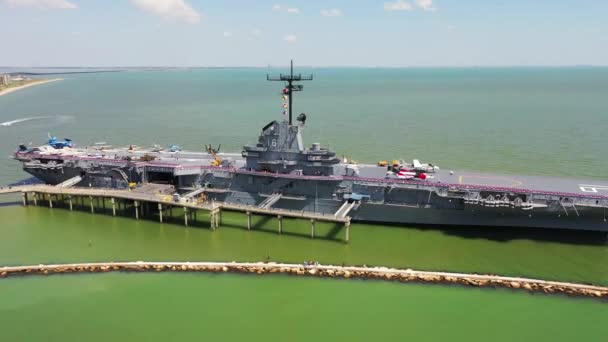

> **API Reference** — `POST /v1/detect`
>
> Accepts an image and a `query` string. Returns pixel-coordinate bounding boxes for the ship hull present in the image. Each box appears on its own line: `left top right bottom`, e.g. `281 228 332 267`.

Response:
14 150 608 233
218 190 608 232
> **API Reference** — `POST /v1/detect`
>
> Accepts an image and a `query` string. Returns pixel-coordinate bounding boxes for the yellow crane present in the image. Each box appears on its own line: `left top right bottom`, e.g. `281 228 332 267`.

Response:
206 144 222 167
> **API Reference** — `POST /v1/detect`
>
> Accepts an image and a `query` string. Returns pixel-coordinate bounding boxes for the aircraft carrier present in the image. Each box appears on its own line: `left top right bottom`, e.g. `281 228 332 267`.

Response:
13 62 608 232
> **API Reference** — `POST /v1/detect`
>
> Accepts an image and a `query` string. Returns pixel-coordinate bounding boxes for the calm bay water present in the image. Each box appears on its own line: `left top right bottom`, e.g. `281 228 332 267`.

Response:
1 273 606 342
1 68 607 340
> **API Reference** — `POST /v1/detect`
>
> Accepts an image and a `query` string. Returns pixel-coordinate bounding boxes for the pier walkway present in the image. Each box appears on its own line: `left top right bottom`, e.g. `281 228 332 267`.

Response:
0 184 351 242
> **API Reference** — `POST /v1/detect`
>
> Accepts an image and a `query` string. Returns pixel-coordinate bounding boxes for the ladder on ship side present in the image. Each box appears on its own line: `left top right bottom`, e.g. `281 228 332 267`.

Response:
559 200 580 217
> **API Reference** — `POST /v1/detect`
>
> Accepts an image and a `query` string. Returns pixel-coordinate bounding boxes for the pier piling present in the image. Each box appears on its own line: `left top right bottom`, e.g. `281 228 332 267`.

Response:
89 196 94 213
22 192 27 206
111 198 116 216
278 215 283 234
68 195 73 211
184 207 188 226
158 203 163 223
210 208 220 230
311 219 315 238
48 194 53 208
246 211 251 230
345 220 350 243
33 192 37 206
134 200 139 220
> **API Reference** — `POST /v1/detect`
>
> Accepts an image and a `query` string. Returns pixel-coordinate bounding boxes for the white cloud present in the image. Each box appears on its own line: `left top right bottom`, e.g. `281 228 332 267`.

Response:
415 0 436 11
320 8 342 17
223 31 232 37
6 0 77 9
131 0 200 24
384 0 412 11
283 34 297 43
272 4 298 14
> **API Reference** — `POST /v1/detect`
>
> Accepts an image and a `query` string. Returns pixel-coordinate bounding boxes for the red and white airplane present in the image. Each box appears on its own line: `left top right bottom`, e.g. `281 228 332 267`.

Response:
386 167 429 180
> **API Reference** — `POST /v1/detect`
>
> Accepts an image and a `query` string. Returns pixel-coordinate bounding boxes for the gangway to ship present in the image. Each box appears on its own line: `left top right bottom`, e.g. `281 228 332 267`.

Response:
57 176 82 188
335 201 356 218
258 193 282 209
182 187 207 199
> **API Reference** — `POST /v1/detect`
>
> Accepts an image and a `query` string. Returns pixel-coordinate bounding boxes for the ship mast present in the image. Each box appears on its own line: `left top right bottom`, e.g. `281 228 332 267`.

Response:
267 60 313 125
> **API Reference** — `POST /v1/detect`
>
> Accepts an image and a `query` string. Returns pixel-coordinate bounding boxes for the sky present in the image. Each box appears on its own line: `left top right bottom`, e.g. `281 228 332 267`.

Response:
0 0 607 67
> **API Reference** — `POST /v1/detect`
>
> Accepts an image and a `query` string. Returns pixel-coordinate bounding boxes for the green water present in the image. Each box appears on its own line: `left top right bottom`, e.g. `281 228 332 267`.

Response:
0 273 606 342
1 68 608 340
1 206 607 285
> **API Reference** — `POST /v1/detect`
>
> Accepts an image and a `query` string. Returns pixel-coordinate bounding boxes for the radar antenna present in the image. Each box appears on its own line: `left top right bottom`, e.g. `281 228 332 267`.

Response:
267 60 313 125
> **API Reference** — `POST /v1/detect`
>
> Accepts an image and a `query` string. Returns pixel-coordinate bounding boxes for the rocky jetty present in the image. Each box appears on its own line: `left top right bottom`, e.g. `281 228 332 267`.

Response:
1 261 606 300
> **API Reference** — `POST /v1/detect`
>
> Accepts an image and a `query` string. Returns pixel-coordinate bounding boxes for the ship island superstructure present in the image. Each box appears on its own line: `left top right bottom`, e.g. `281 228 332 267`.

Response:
13 61 608 232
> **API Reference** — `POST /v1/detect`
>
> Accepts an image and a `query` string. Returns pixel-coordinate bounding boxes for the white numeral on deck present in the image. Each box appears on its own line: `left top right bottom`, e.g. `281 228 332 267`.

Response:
579 184 608 193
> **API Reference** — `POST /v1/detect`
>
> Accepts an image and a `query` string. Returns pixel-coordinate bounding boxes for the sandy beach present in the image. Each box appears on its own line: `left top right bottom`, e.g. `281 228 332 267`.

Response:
0 78 63 97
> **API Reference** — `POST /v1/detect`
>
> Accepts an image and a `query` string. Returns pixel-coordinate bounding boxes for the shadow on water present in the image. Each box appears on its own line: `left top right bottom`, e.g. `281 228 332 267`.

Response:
7 199 607 246
369 220 608 246
221 217 347 243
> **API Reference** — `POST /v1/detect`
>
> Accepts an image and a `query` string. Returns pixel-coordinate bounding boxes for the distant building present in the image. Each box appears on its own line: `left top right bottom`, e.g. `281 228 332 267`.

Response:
0 74 10 86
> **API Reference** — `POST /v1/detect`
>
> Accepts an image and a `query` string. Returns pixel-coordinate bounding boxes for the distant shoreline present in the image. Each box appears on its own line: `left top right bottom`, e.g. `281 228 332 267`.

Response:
0 78 63 97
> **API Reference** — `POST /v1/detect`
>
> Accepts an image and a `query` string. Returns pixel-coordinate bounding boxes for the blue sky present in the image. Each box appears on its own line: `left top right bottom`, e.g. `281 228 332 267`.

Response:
1 0 607 67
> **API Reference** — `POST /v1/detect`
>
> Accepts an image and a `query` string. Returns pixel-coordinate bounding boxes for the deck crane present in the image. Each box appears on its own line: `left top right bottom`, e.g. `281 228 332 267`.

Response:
206 144 222 166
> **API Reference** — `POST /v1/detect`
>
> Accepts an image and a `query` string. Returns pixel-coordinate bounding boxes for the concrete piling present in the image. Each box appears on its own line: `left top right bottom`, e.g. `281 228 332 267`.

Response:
246 211 251 230
68 195 73 211
184 207 188 226
48 194 53 208
345 220 350 243
22 192 27 206
111 198 116 216
33 192 37 206
210 209 219 230
278 215 283 234
134 200 139 220
89 196 94 213
311 219 316 238
158 203 163 223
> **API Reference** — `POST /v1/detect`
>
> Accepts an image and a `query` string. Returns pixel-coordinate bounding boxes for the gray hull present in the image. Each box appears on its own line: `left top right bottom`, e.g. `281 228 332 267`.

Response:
17 161 608 232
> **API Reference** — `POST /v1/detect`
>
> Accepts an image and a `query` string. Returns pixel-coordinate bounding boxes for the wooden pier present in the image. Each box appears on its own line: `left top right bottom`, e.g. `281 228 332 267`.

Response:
0 185 351 242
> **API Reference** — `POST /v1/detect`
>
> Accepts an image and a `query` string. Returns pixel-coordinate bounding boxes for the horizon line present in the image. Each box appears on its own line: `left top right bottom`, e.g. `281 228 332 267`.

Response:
2 64 608 69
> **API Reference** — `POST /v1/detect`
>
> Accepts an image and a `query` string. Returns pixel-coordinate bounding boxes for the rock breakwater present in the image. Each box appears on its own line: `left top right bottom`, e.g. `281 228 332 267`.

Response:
1 261 606 300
